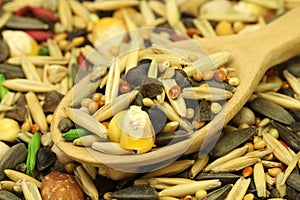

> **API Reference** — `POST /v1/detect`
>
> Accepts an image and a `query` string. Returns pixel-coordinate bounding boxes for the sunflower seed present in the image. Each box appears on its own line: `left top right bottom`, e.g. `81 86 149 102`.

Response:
210 127 256 157
250 97 295 124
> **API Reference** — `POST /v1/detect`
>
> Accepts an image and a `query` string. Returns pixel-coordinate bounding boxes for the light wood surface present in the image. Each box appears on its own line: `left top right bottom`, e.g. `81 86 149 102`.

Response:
51 7 300 171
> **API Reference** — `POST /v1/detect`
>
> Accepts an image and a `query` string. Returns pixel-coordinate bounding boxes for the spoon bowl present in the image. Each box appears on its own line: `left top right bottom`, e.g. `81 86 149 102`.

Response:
51 7 300 171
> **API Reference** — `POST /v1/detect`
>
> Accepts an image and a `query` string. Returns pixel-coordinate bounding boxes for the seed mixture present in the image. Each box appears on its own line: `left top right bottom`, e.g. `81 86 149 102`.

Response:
0 0 299 199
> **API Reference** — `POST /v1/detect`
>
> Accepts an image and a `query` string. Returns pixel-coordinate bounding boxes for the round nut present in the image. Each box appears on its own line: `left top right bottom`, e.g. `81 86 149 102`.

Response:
41 170 84 200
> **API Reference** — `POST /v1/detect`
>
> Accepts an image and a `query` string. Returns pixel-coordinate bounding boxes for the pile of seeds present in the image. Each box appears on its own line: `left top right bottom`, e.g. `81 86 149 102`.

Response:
0 0 299 199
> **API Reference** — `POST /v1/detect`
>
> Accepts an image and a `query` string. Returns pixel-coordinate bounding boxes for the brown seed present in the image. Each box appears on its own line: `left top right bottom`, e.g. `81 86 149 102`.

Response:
192 70 203 82
21 121 31 132
119 81 131 94
92 93 103 102
233 21 244 33
65 162 78 174
169 85 181 100
97 100 105 108
214 69 226 82
81 98 93 108
281 81 290 89
88 102 99 114
46 114 53 124
268 167 282 177
242 166 254 177
101 122 109 129
243 193 255 200
215 20 234 36
186 28 199 37
244 142 254 152
30 124 40 133
254 138 266 150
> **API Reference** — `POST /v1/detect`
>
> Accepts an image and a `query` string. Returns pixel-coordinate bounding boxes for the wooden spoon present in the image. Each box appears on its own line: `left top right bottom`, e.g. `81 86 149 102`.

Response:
51 7 300 172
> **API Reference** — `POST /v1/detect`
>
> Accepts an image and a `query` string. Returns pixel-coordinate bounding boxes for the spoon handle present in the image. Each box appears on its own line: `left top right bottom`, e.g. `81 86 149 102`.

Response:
249 6 300 69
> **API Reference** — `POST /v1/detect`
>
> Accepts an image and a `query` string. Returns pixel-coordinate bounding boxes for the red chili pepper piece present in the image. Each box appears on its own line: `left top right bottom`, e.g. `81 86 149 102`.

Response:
30 6 60 22
77 52 89 71
14 6 32 16
24 30 54 42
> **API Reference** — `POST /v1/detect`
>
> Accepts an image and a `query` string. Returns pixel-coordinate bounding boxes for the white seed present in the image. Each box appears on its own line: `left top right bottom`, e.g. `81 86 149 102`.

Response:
210 102 222 114
228 77 240 86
